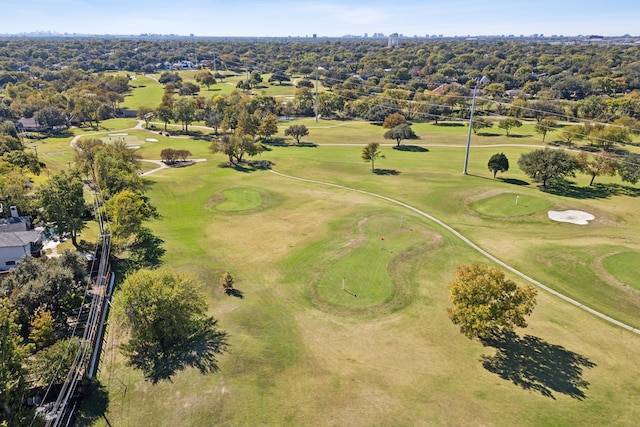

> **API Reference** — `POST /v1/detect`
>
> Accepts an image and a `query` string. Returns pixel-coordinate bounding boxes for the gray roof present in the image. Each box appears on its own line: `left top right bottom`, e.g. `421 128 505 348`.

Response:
0 230 41 248
0 216 30 232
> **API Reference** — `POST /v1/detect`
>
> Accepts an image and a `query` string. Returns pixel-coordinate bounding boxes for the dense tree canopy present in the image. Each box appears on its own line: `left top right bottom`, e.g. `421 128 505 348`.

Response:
487 152 509 178
114 268 228 383
518 148 578 187
447 264 537 340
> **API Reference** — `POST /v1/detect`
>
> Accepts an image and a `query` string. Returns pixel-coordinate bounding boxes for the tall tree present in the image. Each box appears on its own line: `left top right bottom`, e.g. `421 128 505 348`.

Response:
114 268 228 383
0 300 33 426
447 264 537 340
517 148 578 187
37 168 85 246
487 152 509 178
361 142 385 171
284 124 309 144
534 118 558 142
497 118 522 136
174 97 196 133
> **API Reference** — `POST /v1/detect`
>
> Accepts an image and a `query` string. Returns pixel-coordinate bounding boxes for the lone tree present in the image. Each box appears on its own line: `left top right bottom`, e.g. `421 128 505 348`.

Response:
497 118 522 136
534 118 557 142
384 123 417 147
560 125 586 145
115 268 228 383
220 271 234 291
284 124 309 144
361 142 385 171
576 151 619 186
517 148 578 187
487 152 509 178
447 264 537 340
471 117 493 134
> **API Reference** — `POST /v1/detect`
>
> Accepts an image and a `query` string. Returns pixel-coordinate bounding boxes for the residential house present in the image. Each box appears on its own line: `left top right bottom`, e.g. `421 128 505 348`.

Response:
0 207 43 272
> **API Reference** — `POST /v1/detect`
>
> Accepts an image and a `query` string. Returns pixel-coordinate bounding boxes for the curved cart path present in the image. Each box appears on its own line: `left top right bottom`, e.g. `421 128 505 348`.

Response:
268 168 640 336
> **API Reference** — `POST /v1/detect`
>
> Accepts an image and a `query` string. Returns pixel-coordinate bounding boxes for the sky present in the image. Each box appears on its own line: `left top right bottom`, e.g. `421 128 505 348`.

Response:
1 0 639 38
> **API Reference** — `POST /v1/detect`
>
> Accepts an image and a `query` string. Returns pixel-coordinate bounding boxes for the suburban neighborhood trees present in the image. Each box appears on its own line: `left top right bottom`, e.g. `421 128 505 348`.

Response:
518 148 578 187
114 268 228 382
361 142 385 171
487 152 509 178
383 123 417 146
447 264 537 340
284 124 309 144
37 168 85 246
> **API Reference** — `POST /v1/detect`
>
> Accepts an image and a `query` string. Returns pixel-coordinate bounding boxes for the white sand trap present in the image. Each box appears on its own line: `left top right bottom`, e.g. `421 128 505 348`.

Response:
127 145 140 149
145 138 159 142
548 210 595 225
108 133 128 136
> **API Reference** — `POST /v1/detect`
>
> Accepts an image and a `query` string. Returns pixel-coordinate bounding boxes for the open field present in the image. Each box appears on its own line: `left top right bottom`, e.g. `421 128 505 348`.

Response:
79 114 640 426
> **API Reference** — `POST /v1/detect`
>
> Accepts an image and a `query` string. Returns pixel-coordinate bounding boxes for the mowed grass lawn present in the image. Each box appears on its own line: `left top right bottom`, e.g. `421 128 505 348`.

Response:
92 119 640 426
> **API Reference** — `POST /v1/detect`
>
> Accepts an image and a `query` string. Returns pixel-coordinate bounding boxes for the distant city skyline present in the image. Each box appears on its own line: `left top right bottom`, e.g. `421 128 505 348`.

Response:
1 0 638 38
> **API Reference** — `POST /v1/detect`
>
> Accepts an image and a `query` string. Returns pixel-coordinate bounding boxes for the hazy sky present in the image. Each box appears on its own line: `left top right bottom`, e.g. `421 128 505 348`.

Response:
2 0 638 37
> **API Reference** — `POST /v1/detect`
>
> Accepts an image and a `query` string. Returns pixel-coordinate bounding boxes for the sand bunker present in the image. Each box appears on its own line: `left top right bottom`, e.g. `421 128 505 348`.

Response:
548 210 594 225
145 138 159 142
108 133 128 136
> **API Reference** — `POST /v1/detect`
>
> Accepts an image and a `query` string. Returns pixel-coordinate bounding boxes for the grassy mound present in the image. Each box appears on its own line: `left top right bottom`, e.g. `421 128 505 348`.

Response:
469 192 553 218
214 188 263 212
603 252 640 291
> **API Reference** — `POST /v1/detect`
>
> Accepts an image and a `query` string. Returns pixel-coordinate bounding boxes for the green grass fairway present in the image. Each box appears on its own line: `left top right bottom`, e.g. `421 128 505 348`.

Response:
81 115 640 426
603 252 640 291
469 192 554 218
214 188 263 211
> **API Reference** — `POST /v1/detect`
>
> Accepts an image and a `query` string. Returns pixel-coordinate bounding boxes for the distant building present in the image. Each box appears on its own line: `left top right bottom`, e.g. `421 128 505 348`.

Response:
388 33 399 48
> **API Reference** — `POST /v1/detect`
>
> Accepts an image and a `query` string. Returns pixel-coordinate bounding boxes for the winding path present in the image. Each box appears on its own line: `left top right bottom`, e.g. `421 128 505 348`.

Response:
268 168 640 336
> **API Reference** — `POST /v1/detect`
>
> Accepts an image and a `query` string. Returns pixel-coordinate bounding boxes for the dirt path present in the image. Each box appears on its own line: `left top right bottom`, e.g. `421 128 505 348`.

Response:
268 168 640 336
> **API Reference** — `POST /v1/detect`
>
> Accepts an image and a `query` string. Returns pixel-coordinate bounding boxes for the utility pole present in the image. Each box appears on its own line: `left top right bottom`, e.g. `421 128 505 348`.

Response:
213 53 217 76
315 65 319 123
463 86 478 175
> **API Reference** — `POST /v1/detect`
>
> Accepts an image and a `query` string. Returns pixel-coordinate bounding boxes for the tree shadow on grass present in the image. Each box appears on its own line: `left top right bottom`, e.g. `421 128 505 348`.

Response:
477 132 502 137
373 168 401 175
225 288 244 299
294 142 318 148
124 318 229 385
543 181 640 199
506 134 532 138
498 177 530 186
217 160 273 172
393 145 429 152
480 332 595 400
74 379 109 426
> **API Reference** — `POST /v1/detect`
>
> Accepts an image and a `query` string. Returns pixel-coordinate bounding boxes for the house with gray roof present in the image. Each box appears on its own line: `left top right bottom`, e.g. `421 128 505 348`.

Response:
0 207 43 271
